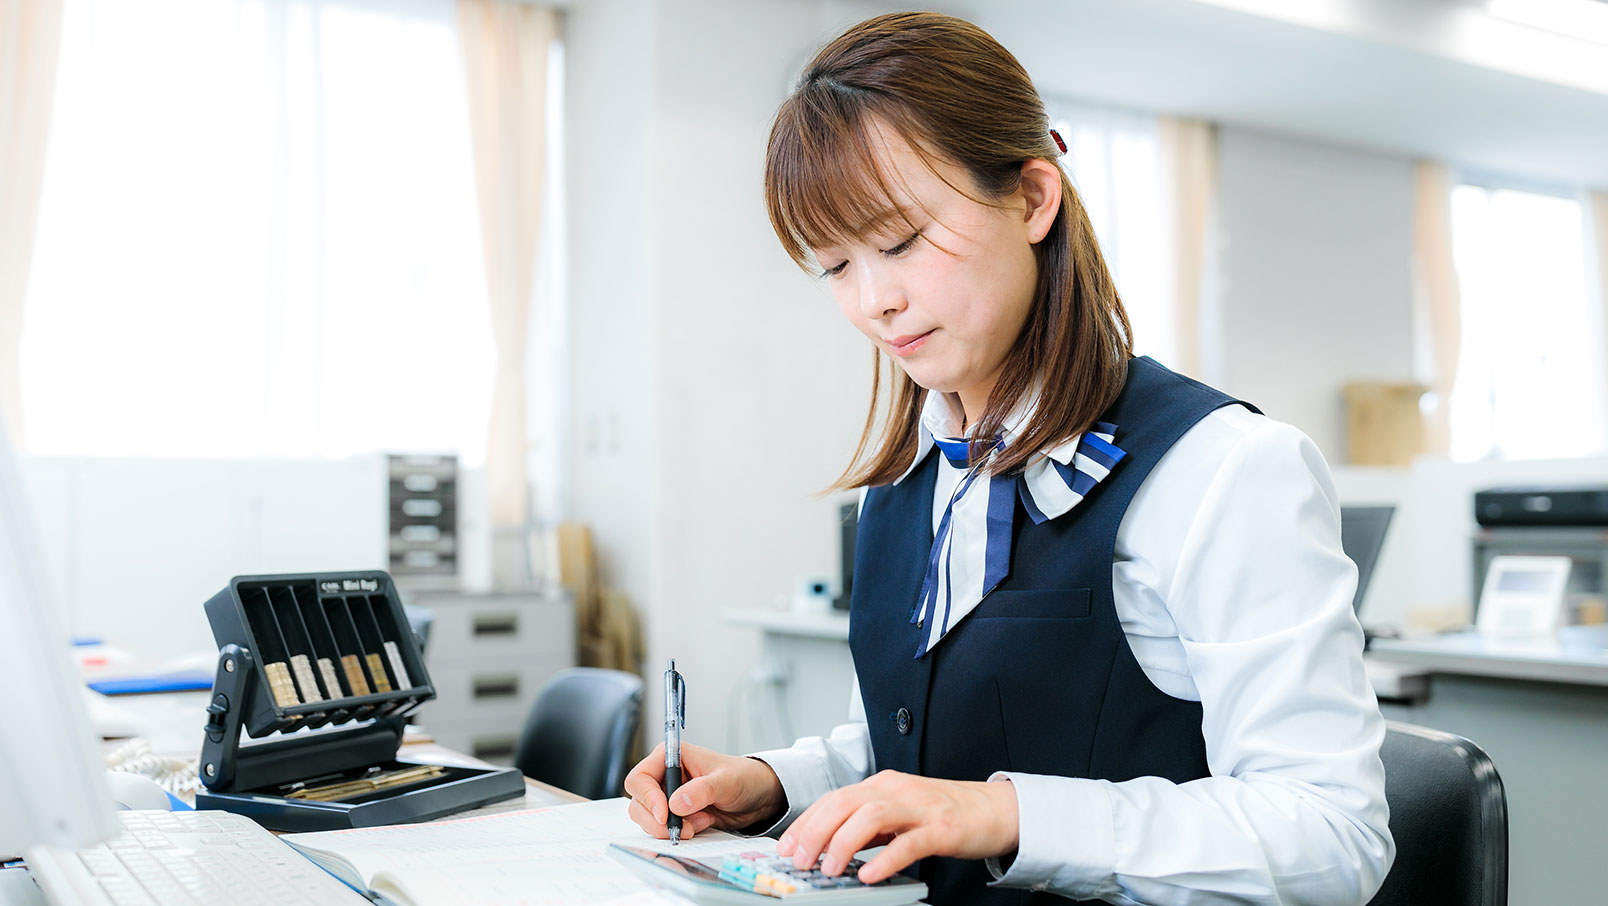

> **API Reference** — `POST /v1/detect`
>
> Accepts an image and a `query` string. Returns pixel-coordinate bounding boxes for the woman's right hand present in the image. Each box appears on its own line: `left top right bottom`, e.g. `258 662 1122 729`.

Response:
622 741 787 839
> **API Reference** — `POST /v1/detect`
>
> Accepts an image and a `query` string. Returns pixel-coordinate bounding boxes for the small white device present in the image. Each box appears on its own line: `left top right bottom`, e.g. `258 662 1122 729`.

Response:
1476 555 1571 636
791 577 835 614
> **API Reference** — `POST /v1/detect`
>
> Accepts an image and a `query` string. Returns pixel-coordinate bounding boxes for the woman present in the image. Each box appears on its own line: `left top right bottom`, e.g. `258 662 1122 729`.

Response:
625 12 1394 905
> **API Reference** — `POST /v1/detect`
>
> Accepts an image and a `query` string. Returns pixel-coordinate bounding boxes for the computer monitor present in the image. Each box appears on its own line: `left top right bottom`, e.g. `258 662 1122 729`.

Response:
0 421 116 857
1340 505 1395 616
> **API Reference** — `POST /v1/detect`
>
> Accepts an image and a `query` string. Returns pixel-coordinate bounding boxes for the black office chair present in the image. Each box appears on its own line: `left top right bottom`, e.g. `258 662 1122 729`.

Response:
1366 721 1508 906
513 667 643 801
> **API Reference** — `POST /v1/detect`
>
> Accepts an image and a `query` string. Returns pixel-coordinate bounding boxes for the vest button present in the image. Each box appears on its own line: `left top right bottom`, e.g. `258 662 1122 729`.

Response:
895 707 911 735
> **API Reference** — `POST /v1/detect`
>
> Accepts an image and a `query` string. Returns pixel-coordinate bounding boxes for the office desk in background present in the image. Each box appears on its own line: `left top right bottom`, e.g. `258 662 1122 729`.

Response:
1369 626 1608 905
725 609 854 748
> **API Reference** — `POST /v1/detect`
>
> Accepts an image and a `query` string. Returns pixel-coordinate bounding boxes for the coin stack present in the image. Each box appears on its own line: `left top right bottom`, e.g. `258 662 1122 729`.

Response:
263 661 302 708
317 657 344 700
290 653 323 703
365 652 393 693
383 640 412 690
342 653 372 696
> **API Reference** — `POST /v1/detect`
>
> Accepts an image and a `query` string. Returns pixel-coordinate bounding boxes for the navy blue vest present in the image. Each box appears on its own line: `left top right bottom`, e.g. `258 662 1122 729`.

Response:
848 357 1255 905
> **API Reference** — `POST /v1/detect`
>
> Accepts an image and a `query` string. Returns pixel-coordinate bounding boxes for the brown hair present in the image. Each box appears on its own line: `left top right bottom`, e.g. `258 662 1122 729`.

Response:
764 11 1133 490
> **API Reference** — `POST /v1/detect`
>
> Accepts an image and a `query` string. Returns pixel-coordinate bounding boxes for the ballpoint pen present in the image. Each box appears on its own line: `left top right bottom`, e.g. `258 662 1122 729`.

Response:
663 658 686 845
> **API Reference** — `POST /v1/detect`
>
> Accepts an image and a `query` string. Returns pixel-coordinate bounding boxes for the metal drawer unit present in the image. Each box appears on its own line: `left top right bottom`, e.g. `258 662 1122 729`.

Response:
408 589 575 766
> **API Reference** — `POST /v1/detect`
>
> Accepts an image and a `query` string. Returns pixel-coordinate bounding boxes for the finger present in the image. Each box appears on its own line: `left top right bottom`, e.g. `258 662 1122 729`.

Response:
684 811 719 838
780 785 875 872
856 828 936 885
667 770 732 818
622 745 670 822
820 799 906 876
626 797 671 838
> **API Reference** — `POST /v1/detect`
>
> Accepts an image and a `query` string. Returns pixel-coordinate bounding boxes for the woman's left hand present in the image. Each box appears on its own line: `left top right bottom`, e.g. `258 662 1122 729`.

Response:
775 770 1020 884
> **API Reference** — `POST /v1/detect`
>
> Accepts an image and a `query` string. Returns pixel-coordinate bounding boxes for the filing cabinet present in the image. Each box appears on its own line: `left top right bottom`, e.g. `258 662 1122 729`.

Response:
408 588 575 765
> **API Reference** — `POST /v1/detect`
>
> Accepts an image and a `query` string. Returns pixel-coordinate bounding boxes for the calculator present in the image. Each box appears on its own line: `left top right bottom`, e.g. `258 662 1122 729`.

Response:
607 844 928 904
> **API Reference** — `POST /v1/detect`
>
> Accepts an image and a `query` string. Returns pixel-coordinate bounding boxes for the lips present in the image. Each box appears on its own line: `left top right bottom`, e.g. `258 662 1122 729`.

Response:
885 329 934 357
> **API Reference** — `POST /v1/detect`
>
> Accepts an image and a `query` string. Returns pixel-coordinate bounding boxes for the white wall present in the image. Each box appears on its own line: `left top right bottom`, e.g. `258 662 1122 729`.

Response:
20 456 391 661
563 0 662 674
566 0 894 747
1213 125 1417 460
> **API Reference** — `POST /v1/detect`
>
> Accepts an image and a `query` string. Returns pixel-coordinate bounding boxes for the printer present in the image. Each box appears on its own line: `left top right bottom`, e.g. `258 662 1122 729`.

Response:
1472 485 1608 624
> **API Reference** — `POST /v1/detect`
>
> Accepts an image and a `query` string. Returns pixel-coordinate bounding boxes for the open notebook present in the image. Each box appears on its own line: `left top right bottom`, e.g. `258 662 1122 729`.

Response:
281 798 769 906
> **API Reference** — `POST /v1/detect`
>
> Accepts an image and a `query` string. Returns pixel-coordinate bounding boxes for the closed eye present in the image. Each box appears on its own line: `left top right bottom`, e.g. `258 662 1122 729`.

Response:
882 232 920 257
815 231 920 280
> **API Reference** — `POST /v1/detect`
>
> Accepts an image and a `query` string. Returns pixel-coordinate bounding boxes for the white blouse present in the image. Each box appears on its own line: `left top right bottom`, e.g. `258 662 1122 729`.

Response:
750 401 1396 906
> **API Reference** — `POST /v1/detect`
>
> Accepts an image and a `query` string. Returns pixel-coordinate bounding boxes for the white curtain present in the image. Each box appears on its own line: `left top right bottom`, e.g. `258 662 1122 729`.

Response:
1587 190 1608 447
1048 100 1175 368
1411 160 1462 457
457 0 557 565
1157 117 1217 381
0 0 65 442
22 0 493 460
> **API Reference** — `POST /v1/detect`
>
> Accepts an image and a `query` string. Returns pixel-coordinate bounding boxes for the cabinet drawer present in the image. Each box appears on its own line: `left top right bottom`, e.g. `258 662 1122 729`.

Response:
419 594 575 663
423 660 569 719
415 715 523 766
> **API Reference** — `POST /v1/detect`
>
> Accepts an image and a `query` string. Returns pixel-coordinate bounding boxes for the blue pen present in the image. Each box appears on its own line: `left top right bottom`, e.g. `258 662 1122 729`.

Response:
663 659 686 844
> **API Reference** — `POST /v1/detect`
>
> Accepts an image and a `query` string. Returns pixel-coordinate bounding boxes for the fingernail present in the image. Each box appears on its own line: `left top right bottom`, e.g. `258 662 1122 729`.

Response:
670 793 687 811
820 855 841 876
655 807 665 823
777 834 794 855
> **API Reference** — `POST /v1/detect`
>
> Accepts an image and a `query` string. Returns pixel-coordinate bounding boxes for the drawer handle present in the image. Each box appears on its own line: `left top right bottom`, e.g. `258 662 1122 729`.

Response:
473 613 519 636
471 736 518 761
472 675 519 699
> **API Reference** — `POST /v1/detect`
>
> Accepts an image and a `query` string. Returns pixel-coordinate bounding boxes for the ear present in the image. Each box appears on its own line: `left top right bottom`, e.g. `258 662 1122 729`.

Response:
1019 158 1062 245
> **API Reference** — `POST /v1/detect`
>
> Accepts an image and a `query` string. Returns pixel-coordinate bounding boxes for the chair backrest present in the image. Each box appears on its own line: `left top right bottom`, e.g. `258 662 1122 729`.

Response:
1367 721 1508 906
514 667 643 801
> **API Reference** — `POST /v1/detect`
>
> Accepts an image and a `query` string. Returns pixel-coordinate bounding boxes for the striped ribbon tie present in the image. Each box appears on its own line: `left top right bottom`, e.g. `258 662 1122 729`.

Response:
910 423 1126 657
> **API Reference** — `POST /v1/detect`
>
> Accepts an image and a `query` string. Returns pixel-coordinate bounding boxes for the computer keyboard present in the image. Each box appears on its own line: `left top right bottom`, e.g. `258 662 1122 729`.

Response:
27 810 367 906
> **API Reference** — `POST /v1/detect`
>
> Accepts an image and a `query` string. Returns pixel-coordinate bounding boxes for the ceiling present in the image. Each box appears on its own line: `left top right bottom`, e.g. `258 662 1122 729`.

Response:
949 0 1608 190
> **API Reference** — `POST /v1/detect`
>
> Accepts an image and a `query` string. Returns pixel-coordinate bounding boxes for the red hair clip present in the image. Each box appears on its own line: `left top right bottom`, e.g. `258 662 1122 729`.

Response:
1050 129 1067 155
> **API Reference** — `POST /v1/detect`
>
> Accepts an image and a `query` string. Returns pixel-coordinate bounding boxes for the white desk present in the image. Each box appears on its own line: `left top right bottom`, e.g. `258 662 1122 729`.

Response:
1367 625 1608 686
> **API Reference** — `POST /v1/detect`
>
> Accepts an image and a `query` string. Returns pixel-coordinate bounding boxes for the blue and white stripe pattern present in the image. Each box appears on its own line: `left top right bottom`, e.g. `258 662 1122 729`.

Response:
904 402 1126 657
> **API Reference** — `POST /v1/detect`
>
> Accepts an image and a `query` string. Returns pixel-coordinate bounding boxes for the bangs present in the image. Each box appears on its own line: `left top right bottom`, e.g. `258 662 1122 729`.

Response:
764 90 928 271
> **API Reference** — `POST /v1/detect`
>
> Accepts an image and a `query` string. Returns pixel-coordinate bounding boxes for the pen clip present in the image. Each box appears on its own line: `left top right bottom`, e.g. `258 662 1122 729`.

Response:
673 671 686 729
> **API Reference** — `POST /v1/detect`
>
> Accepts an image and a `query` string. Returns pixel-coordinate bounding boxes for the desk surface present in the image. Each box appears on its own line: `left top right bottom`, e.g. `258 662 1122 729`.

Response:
1367 625 1608 686
726 608 851 640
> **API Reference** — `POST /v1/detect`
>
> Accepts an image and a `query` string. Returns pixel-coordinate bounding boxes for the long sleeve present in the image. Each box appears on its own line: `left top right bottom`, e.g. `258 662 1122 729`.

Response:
745 676 874 835
987 415 1395 905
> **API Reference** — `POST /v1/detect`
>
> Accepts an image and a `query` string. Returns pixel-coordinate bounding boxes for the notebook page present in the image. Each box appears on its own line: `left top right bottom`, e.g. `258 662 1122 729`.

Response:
282 797 774 906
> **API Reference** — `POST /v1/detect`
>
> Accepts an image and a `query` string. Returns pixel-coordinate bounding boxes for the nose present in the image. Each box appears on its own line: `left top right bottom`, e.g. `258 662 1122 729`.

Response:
856 258 906 321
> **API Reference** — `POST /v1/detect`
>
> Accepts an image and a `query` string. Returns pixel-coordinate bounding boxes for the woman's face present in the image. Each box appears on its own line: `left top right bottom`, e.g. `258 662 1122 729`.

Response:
809 125 1059 423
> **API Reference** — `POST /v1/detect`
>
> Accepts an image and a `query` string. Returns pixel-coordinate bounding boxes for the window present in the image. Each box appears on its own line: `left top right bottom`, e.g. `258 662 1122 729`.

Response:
1048 100 1173 367
1447 183 1600 460
22 0 494 463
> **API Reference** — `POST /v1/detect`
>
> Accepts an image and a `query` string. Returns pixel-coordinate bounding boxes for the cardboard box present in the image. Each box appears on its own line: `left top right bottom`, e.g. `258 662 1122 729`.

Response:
1343 382 1429 466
